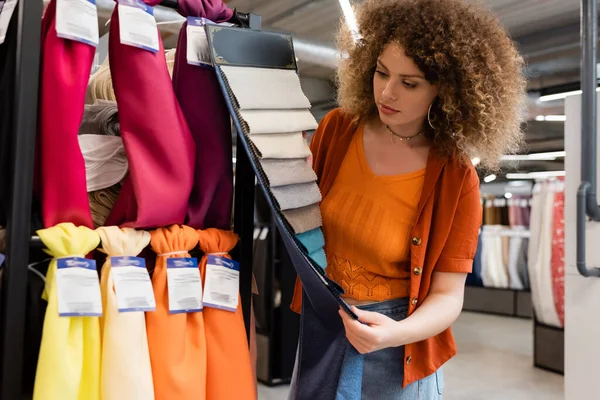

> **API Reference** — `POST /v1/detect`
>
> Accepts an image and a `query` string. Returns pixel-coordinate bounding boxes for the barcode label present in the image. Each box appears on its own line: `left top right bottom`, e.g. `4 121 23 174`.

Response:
118 0 159 53
111 259 155 313
56 0 99 46
166 258 203 314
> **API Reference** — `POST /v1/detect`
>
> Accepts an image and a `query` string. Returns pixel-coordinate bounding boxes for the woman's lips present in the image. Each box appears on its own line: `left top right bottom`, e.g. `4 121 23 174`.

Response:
379 103 400 115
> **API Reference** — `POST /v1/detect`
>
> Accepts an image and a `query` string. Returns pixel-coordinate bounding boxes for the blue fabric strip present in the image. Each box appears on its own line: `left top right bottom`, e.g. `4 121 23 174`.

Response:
309 248 327 269
296 228 325 253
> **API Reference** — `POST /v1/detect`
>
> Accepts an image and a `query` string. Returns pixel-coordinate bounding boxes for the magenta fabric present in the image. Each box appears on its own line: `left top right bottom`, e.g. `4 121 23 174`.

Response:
172 0 234 230
36 0 94 228
551 185 565 327
106 0 196 229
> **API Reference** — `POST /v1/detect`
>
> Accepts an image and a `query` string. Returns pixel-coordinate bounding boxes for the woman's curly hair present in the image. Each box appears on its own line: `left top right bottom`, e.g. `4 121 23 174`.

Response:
336 0 527 170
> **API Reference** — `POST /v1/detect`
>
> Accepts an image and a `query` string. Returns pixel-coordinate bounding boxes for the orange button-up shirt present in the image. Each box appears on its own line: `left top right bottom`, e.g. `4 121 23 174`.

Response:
291 108 482 387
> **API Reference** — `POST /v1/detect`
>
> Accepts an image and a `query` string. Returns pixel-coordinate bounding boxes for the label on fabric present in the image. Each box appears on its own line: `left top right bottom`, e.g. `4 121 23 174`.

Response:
186 17 214 67
166 258 203 314
56 257 102 317
56 0 99 46
202 255 239 312
0 0 17 45
110 256 156 312
117 0 159 53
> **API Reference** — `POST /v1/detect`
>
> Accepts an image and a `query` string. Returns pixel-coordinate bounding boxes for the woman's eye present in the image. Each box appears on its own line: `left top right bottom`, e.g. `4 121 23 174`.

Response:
403 81 417 89
375 70 388 78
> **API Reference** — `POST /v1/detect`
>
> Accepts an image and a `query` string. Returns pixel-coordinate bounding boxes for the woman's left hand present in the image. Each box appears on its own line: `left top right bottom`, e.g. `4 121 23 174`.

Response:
339 306 404 354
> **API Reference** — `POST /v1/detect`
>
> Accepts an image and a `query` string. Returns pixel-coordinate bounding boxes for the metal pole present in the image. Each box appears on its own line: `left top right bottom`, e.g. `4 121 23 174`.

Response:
0 0 42 396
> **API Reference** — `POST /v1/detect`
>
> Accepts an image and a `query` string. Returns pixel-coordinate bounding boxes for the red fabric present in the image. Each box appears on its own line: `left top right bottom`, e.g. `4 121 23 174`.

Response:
106 0 195 229
551 182 565 327
36 0 94 228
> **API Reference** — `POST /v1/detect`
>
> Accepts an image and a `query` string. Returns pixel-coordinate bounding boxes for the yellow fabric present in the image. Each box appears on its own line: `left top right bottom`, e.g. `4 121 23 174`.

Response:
96 227 153 400
321 131 425 301
33 222 101 400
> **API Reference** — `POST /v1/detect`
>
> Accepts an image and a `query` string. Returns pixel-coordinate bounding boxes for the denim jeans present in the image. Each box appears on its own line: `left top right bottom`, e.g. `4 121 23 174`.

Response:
290 297 444 400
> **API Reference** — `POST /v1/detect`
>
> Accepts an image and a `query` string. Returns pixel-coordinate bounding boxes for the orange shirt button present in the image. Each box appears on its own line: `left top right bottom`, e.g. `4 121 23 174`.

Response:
413 267 422 275
406 356 412 365
411 297 418 306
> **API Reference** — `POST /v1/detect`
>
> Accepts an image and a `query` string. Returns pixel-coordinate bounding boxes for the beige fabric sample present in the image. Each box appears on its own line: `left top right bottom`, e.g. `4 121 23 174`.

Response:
260 158 317 187
282 204 323 234
250 132 311 159
271 182 322 211
240 109 318 134
221 66 311 110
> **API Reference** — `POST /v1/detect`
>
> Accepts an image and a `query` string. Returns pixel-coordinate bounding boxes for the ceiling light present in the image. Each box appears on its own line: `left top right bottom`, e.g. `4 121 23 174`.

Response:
338 0 360 42
505 192 513 199
544 115 567 122
501 151 565 161
535 115 545 121
505 170 565 180
471 157 481 166
484 174 497 183
539 87 600 102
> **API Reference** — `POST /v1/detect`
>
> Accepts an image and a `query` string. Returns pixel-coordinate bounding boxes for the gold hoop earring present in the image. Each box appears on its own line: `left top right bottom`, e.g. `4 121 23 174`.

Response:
427 102 435 130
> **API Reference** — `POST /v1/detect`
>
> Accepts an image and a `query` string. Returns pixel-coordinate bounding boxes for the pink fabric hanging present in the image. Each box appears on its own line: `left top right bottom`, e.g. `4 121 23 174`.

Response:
550 182 565 327
36 0 94 228
172 0 234 230
106 0 195 229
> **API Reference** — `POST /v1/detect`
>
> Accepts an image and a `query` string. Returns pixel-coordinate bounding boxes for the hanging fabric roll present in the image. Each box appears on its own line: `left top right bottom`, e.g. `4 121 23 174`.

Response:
106 0 195 229
197 228 256 400
550 181 565 327
33 223 101 400
36 0 95 228
146 225 205 400
96 227 153 400
172 0 234 230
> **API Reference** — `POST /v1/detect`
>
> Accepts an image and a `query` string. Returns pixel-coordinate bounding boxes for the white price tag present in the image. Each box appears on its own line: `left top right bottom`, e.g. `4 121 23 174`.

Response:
56 0 99 46
186 17 213 67
0 0 17 45
111 256 155 313
202 255 239 312
56 257 102 317
166 258 203 314
117 0 158 53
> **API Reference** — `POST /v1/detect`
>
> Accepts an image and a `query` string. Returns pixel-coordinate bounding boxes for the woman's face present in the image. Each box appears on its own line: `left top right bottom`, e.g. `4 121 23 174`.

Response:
373 43 439 129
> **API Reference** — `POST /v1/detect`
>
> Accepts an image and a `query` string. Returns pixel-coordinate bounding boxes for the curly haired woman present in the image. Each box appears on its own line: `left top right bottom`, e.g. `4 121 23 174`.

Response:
288 0 526 399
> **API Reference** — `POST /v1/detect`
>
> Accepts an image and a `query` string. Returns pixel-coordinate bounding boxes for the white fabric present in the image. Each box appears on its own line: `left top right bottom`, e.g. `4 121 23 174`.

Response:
240 109 318 134
508 227 525 290
529 182 562 327
221 66 311 110
250 132 311 159
271 182 322 211
480 225 509 288
259 158 317 187
78 135 128 192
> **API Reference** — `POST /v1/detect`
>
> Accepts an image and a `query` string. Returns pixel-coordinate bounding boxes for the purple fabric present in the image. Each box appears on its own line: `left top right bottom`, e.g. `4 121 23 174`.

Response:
173 0 234 230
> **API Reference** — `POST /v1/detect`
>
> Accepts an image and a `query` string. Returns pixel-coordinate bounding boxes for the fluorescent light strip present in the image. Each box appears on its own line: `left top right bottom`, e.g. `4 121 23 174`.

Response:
483 174 497 183
505 170 565 180
539 87 600 102
501 151 565 161
338 0 360 42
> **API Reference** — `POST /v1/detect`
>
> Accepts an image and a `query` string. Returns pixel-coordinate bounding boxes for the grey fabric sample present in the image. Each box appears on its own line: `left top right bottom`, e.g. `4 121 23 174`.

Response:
79 100 120 136
221 65 311 110
250 132 311 159
260 158 317 187
240 109 318 134
272 182 322 211
283 204 323 234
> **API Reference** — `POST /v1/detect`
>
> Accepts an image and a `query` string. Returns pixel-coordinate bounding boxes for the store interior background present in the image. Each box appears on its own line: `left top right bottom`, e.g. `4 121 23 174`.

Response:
90 0 592 398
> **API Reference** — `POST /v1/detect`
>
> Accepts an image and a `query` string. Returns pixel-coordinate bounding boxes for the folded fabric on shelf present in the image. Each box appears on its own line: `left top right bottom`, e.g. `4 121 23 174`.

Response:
240 109 318 134
271 182 322 211
259 158 316 187
250 132 311 159
79 100 120 136
220 66 311 110
78 135 128 192
282 204 323 234
89 184 122 229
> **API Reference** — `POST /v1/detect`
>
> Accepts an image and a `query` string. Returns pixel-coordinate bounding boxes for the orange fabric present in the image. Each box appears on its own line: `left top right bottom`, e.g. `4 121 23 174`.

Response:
146 225 205 400
292 108 482 387
197 228 256 400
322 129 423 301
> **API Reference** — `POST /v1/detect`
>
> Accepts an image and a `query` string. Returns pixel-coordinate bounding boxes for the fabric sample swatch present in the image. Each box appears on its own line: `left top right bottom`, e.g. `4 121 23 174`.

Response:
78 135 128 192
259 158 316 187
96 227 154 400
79 100 120 137
296 228 326 254
240 109 318 134
309 248 327 270
220 66 311 110
250 132 311 159
282 204 322 234
271 182 322 211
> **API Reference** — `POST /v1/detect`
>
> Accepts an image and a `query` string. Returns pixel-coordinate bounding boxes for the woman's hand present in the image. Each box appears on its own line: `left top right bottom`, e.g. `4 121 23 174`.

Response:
338 306 405 354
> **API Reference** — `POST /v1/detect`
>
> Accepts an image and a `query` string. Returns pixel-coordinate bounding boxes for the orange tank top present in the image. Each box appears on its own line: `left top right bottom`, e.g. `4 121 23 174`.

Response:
321 128 425 302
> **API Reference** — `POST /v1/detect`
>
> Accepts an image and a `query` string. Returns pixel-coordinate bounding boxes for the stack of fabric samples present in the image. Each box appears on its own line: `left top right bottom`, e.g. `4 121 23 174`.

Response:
219 65 327 270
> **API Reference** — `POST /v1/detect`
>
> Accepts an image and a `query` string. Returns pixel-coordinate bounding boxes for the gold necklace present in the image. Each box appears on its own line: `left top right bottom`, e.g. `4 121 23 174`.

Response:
386 125 423 148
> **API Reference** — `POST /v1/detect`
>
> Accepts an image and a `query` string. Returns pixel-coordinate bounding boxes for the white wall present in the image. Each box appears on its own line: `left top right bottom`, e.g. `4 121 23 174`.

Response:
565 93 600 399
